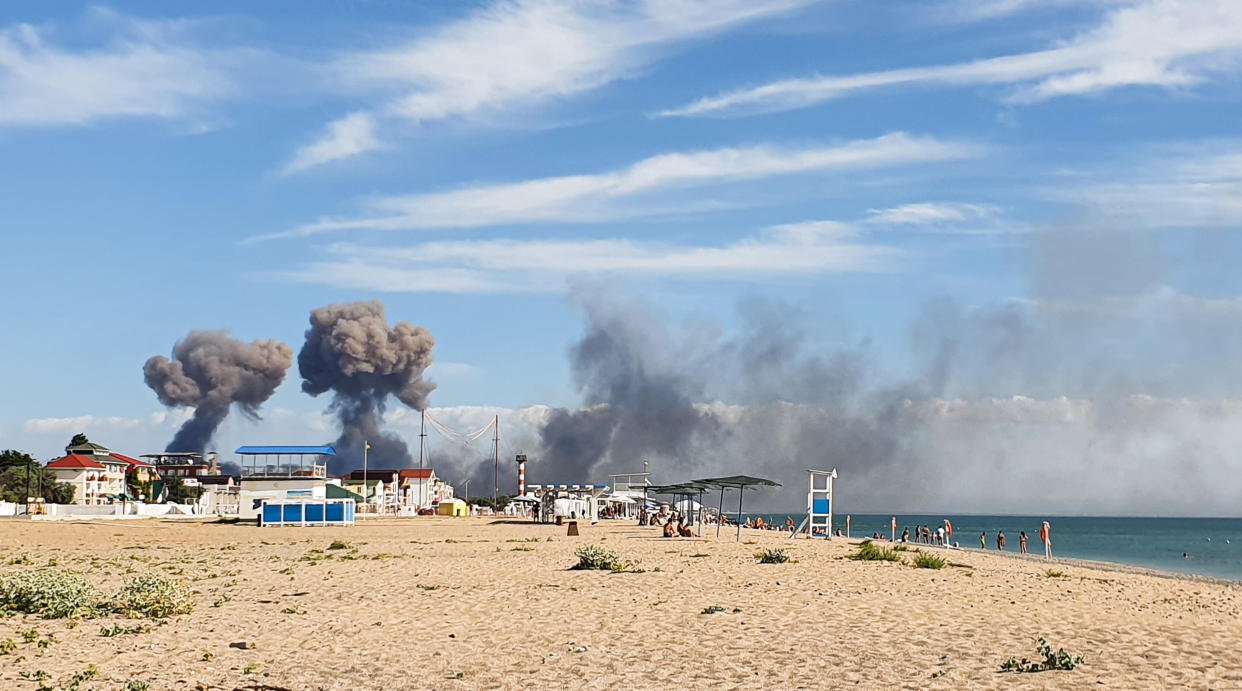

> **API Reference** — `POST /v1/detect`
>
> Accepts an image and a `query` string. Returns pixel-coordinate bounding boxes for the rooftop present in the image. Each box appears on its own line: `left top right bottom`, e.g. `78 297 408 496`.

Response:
47 453 106 470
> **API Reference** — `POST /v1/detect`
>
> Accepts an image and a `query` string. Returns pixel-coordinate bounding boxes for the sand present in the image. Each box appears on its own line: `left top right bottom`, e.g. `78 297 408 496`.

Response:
1 516 1240 690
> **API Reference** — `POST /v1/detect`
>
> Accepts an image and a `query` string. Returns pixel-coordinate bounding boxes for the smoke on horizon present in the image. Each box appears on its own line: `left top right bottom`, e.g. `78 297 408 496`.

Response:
143 330 293 453
298 300 436 474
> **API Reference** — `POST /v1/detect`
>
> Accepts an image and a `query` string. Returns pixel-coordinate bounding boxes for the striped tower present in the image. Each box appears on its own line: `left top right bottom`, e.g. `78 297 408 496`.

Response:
515 454 527 497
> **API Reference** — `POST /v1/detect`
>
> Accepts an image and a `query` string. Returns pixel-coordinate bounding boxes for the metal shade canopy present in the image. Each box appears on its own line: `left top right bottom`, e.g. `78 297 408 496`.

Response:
695 475 782 541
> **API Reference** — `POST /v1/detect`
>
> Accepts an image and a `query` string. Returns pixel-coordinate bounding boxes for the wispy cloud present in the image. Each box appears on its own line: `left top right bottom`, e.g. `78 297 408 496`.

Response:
1047 143 1242 228
281 0 811 173
264 221 902 293
661 0 1242 117
0 8 246 127
866 202 1000 225
264 132 979 238
278 112 380 176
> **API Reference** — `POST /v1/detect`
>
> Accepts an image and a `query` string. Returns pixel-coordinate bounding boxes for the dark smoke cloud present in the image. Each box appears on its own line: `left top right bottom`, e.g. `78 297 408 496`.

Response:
143 330 293 452
298 300 435 474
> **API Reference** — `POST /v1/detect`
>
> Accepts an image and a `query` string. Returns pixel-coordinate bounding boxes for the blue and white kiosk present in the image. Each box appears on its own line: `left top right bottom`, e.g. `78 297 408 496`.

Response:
235 445 355 526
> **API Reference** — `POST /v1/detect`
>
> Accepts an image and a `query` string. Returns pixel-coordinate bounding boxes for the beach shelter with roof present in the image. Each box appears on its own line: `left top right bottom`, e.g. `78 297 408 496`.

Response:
696 475 782 542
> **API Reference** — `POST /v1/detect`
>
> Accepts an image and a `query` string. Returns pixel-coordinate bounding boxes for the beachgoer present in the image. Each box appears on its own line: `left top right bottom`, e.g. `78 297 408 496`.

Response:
997 531 1006 551
663 521 676 538
1019 531 1028 554
1040 521 1052 559
980 532 987 549
785 516 795 532
901 528 910 543
835 528 843 537
936 526 945 546
755 516 766 530
678 521 693 537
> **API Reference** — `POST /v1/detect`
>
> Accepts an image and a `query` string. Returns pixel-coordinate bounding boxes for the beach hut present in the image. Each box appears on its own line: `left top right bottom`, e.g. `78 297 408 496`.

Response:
436 498 468 517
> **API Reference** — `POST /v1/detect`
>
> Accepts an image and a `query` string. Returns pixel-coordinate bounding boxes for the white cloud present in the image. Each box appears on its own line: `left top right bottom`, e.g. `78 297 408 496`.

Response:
866 202 1000 225
23 411 190 436
266 132 978 238
283 0 812 172
0 9 243 127
264 220 900 293
279 112 380 176
661 0 1242 117
1047 143 1242 228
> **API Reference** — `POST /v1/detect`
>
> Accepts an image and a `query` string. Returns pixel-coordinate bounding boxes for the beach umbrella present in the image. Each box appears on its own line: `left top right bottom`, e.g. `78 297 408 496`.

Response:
695 475 781 542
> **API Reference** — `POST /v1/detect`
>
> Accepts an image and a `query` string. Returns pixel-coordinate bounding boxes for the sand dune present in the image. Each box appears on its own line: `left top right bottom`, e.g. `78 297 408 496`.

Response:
1 517 1239 690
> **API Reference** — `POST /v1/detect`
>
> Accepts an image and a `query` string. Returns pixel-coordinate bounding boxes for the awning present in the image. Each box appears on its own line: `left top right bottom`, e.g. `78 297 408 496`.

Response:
695 475 782 541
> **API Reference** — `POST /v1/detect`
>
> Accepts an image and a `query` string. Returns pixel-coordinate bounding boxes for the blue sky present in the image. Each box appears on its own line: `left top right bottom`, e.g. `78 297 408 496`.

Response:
4 1 1242 512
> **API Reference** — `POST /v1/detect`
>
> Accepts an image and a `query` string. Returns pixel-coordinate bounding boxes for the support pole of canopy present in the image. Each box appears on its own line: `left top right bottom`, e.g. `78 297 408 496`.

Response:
735 485 745 542
716 486 725 538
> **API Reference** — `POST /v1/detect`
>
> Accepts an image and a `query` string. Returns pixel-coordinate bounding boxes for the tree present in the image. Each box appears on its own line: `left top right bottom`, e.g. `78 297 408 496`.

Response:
0 449 74 504
164 477 202 504
69 433 89 447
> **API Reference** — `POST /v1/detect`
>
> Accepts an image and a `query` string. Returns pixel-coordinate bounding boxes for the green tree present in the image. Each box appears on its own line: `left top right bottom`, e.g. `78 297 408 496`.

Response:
163 477 202 504
69 433 89 447
0 449 74 504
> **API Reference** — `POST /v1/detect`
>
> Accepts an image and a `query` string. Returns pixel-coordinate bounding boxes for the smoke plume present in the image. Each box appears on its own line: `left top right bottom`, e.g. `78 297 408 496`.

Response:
526 218 1242 515
298 300 435 473
144 330 293 452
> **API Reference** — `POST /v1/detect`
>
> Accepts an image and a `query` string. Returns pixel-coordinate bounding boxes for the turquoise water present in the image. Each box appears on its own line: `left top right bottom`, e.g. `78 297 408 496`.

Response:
739 513 1242 581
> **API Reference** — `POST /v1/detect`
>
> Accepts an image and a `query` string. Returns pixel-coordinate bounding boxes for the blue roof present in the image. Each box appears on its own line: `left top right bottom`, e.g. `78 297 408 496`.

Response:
234 445 337 456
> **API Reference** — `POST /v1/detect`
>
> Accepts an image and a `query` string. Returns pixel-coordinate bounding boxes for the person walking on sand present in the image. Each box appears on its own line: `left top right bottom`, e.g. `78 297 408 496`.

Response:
1019 531 1028 554
1040 521 1052 559
997 531 1006 551
980 531 987 549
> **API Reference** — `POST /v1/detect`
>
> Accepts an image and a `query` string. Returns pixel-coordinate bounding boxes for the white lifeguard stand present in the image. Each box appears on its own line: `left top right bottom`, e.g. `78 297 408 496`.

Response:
792 467 837 539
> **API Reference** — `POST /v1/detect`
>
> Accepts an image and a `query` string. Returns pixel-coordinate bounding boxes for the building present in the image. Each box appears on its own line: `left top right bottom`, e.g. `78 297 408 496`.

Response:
342 468 454 511
235 446 336 520
139 452 219 480
46 441 158 505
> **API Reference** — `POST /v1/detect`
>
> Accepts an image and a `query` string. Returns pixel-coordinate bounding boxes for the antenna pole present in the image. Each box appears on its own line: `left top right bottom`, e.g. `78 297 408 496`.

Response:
492 415 500 505
419 409 427 510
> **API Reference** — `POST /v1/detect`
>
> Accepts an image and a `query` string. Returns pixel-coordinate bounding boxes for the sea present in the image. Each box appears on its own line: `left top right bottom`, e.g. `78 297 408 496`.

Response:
737 513 1242 581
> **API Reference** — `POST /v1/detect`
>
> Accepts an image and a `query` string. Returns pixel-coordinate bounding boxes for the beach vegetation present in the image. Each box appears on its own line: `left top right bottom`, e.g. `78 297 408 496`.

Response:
112 574 194 619
0 638 15 654
327 540 350 550
1000 638 1085 673
65 663 98 691
125 681 151 691
755 548 791 564
1044 570 1066 578
892 544 911 552
912 552 947 569
701 605 726 614
847 540 902 563
100 623 150 637
10 553 34 565
947 562 974 569
0 569 99 619
570 545 635 573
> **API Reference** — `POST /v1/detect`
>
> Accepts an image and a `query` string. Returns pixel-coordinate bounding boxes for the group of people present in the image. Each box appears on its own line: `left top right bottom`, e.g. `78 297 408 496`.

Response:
979 521 1053 557
878 519 1055 559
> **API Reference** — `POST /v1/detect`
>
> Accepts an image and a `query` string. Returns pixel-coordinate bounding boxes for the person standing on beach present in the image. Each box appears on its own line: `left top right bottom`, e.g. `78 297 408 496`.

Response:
1019 531 1028 554
980 531 986 549
1040 521 1052 559
997 531 1006 551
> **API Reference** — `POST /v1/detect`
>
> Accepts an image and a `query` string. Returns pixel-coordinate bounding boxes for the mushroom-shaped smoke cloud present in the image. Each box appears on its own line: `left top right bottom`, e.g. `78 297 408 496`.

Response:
298 300 436 473
144 330 294 452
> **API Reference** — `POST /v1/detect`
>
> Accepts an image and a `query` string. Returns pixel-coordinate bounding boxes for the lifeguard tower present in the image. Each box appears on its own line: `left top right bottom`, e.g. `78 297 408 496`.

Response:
792 468 837 539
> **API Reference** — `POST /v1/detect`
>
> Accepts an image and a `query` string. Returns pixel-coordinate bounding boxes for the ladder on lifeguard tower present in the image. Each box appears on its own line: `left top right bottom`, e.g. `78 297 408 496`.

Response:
792 468 837 539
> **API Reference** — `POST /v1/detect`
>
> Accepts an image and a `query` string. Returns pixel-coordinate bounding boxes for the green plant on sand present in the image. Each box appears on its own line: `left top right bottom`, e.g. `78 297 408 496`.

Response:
112 574 194 619
912 552 947 569
847 540 902 563
755 548 790 564
571 546 635 573
1000 637 1085 673
0 569 99 619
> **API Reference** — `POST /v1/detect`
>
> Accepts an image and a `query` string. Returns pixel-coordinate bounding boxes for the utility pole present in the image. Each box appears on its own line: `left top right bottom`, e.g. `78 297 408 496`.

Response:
363 439 369 513
418 410 427 510
492 415 500 506
25 459 31 515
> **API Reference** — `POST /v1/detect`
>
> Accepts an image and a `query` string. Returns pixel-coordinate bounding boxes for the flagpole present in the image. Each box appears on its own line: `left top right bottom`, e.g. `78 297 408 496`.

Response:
363 440 368 513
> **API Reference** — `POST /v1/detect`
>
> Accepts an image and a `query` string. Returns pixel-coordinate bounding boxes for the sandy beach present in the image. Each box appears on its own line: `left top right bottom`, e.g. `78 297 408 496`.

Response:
2 517 1240 690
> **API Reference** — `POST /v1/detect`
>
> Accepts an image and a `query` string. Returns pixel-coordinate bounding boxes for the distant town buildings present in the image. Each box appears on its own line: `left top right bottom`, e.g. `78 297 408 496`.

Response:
46 440 160 504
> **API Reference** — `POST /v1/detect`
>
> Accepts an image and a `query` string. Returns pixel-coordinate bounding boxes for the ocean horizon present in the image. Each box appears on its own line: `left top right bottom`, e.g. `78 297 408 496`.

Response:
735 513 1242 581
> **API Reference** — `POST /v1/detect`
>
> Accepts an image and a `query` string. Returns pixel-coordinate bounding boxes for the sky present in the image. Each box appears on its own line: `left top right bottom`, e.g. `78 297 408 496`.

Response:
2 1 1242 514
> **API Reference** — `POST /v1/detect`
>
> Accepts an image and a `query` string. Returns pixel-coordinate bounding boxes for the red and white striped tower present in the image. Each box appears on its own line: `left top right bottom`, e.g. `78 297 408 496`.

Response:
515 453 527 497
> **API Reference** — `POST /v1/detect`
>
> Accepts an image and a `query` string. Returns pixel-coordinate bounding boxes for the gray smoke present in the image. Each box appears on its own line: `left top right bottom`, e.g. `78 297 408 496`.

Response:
298 301 436 474
143 330 293 453
531 217 1242 515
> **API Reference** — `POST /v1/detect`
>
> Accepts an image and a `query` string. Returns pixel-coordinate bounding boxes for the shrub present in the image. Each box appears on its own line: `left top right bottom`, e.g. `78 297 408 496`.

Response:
912 552 947 569
327 540 350 550
701 605 726 614
756 548 790 564
1000 637 1085 673
571 546 634 573
1044 570 1066 578
112 574 194 619
100 623 150 637
0 569 98 619
847 540 902 562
